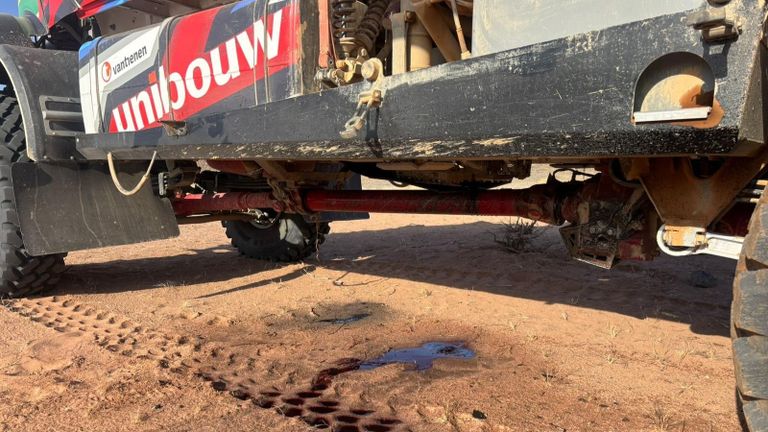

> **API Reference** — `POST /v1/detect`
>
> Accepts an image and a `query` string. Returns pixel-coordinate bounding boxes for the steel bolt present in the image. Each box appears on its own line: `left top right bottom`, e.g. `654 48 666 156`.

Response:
362 59 383 82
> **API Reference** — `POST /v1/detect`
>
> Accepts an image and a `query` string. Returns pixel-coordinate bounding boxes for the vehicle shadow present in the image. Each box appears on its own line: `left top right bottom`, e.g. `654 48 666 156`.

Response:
51 221 736 337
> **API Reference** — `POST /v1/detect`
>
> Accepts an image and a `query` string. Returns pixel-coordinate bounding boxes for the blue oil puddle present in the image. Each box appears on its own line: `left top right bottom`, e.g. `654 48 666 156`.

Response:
359 342 475 371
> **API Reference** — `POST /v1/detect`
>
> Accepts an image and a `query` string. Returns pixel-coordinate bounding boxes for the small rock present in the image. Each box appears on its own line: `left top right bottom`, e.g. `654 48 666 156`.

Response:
689 270 717 288
419 405 448 424
456 413 485 431
472 410 487 420
178 310 202 320
211 380 227 391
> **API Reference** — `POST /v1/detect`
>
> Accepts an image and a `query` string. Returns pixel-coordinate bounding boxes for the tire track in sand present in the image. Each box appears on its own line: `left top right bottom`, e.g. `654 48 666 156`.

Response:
4 296 409 432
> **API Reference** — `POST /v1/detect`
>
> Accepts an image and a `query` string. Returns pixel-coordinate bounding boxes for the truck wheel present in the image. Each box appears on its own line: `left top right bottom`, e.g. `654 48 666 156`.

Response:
223 214 330 262
733 190 768 432
0 92 66 297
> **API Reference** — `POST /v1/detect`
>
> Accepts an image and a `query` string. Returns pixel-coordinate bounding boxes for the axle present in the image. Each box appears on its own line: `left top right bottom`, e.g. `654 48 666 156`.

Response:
169 178 754 267
304 188 563 223
172 185 566 223
173 192 277 217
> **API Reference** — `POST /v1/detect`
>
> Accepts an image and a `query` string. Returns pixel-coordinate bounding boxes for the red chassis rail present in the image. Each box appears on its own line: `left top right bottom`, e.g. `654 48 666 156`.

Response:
170 180 753 264
173 192 279 217
172 186 565 224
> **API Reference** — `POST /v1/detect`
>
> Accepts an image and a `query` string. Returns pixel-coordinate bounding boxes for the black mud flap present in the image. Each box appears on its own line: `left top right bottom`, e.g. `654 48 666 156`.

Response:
12 162 179 256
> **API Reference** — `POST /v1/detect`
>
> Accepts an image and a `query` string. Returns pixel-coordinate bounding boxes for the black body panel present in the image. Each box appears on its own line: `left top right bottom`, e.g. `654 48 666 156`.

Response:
0 15 34 48
76 2 767 161
0 45 81 161
12 162 179 256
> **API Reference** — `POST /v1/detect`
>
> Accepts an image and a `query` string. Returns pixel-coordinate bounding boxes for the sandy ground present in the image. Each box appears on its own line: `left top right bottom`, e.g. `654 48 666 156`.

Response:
0 173 743 432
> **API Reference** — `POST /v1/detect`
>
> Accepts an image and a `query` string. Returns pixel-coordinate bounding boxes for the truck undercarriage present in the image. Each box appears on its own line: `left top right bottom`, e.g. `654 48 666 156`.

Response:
2 0 768 429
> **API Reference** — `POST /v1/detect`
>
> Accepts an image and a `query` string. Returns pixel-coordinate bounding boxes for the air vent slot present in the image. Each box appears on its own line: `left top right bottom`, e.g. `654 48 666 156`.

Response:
39 95 85 137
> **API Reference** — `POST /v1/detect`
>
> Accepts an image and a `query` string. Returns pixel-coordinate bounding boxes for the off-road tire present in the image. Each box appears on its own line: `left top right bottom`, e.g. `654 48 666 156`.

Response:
0 92 66 297
223 214 330 262
733 189 768 431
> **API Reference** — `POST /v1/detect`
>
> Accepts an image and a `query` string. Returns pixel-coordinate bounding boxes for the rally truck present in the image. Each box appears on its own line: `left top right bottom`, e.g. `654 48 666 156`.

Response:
1 0 768 428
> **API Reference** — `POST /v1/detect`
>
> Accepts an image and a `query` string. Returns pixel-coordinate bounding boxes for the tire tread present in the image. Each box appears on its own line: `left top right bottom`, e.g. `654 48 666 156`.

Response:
223 214 329 262
0 92 66 298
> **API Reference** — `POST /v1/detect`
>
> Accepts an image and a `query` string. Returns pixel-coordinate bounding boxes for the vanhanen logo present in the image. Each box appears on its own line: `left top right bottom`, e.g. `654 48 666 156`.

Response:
101 61 112 83
101 46 149 84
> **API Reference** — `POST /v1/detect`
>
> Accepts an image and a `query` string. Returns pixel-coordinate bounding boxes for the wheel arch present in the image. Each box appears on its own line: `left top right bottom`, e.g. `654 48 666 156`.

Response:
0 28 82 162
0 14 35 49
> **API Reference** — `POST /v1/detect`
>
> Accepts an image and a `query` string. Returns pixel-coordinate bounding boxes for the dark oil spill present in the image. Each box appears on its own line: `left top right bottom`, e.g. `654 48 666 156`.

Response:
359 342 475 371
230 343 475 431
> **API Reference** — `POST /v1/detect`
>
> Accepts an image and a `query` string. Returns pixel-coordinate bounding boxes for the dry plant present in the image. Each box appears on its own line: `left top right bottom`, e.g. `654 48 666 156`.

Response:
653 343 672 369
677 383 694 395
650 404 678 431
494 218 543 253
606 323 621 339
542 366 559 384
676 342 696 365
605 347 620 365
540 361 569 386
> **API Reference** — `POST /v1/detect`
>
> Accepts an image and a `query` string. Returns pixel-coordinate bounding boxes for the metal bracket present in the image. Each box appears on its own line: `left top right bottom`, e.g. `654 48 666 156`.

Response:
158 172 169 197
633 107 712 124
158 162 198 196
656 225 744 260
560 224 618 269
160 120 188 137
341 58 385 139
686 8 740 42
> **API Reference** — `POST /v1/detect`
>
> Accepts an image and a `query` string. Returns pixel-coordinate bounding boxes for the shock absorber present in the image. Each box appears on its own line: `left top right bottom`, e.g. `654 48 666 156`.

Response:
354 0 389 56
331 0 358 57
331 0 390 58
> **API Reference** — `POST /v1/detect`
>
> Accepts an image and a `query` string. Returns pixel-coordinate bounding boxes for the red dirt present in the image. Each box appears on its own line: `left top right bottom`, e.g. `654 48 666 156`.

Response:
0 176 740 432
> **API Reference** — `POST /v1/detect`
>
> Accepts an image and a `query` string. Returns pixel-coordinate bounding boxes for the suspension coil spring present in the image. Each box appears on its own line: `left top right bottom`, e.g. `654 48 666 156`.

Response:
354 0 389 56
331 0 358 56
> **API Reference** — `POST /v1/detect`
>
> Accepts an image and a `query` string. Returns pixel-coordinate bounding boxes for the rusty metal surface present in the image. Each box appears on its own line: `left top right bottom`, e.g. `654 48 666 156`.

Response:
714 202 754 237
412 1 462 62
559 174 655 267
170 174 658 266
632 52 724 129
303 187 561 222
173 192 280 216
170 186 564 222
205 160 262 176
318 0 333 68
633 153 768 229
